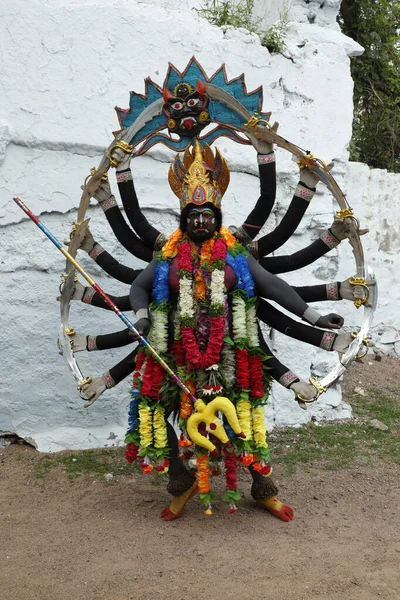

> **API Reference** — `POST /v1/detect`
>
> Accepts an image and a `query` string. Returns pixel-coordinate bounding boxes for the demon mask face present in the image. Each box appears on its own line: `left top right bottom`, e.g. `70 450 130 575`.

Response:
163 81 210 139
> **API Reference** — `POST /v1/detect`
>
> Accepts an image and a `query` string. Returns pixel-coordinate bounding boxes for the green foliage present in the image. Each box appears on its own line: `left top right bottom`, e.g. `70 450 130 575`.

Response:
338 0 400 172
198 0 288 55
259 15 289 54
198 0 260 32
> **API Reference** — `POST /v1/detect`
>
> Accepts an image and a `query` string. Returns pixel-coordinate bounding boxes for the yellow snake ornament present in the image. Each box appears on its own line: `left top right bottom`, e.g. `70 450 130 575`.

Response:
186 397 246 451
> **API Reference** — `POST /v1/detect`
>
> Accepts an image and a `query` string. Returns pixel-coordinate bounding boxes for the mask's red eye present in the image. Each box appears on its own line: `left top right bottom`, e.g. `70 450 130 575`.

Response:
172 101 183 110
187 98 199 107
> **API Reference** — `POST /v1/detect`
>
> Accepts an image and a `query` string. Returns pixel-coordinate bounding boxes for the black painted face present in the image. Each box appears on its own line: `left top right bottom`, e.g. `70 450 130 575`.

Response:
186 207 217 243
163 82 210 139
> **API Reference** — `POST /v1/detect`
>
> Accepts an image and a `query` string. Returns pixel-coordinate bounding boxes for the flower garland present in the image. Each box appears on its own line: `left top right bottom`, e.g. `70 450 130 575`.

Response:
223 448 240 513
124 223 274 510
197 452 213 514
178 235 226 369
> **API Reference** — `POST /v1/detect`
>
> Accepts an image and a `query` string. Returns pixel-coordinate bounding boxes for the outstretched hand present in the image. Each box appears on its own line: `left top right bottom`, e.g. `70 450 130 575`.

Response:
128 317 151 342
92 179 113 204
71 334 87 353
70 281 86 302
330 219 369 242
332 332 353 358
316 313 344 330
340 277 376 302
112 146 133 172
289 380 318 410
81 376 107 408
246 121 279 155
299 162 333 190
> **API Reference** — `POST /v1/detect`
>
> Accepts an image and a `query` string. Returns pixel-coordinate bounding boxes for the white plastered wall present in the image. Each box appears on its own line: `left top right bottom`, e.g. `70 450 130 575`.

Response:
1 0 398 451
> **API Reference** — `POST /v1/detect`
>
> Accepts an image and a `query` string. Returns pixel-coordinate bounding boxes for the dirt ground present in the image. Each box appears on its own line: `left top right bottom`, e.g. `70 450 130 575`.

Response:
1 358 399 600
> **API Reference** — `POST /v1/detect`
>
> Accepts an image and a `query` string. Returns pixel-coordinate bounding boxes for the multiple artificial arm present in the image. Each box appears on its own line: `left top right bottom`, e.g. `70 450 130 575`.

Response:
71 145 360 407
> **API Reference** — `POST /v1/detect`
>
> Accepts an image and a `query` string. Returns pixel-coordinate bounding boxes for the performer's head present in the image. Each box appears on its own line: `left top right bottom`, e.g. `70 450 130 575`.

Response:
169 140 229 242
180 202 222 242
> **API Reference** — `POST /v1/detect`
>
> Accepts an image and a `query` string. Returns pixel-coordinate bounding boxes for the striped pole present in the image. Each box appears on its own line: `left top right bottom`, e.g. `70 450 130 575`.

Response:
13 197 197 402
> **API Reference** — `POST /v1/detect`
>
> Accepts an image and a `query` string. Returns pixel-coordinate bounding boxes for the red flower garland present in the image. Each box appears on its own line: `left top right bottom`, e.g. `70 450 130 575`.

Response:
141 356 154 396
151 361 165 398
178 239 192 273
132 350 146 387
235 347 250 388
177 235 228 370
181 315 225 369
211 237 227 263
249 354 264 398
172 339 186 366
223 448 237 490
125 443 139 463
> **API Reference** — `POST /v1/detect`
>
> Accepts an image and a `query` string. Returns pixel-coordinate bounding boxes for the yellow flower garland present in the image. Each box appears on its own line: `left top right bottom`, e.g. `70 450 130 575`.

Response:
252 405 268 448
139 403 153 448
153 407 168 449
236 396 253 440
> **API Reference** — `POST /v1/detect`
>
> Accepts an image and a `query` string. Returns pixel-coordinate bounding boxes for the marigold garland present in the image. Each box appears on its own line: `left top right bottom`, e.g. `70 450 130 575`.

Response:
252 405 268 448
179 377 195 419
153 406 168 449
138 403 153 449
236 396 253 440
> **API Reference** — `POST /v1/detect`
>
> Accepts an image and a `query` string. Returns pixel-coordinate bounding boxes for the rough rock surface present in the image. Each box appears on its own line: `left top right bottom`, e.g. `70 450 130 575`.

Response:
0 0 398 451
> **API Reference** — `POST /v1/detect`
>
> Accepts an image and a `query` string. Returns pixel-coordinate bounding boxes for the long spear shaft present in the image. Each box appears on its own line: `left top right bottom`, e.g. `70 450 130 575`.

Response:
13 196 197 403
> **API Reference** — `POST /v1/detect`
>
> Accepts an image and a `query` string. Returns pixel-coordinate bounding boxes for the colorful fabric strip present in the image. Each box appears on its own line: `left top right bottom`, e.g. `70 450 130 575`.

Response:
82 287 96 305
320 229 340 249
87 335 97 351
279 370 298 388
320 331 336 351
103 371 116 389
116 170 133 183
100 195 118 212
257 152 275 165
295 183 314 202
326 281 340 300
89 243 105 260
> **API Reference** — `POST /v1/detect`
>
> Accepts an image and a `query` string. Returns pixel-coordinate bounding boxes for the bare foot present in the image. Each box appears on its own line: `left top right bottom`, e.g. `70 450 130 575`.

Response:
160 482 198 521
256 496 294 522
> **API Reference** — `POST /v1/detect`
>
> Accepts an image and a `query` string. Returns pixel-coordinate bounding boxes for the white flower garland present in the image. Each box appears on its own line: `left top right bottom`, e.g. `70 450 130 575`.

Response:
232 295 247 339
210 269 225 307
179 276 194 319
148 310 168 354
246 305 259 348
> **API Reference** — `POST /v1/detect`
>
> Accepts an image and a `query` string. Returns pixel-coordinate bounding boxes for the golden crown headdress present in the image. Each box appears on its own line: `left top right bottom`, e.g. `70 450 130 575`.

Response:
168 140 230 211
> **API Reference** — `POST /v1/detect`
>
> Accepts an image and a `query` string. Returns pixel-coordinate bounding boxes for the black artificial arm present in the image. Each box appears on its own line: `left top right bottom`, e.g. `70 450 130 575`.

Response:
253 182 315 258
116 169 166 251
234 155 277 244
108 348 138 386
259 228 341 275
81 287 131 312
88 243 142 284
257 299 337 352
99 195 154 262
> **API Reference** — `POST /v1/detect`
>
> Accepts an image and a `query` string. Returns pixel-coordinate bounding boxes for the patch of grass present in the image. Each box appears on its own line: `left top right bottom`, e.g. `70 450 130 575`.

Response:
35 447 139 480
270 387 400 474
34 388 398 481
